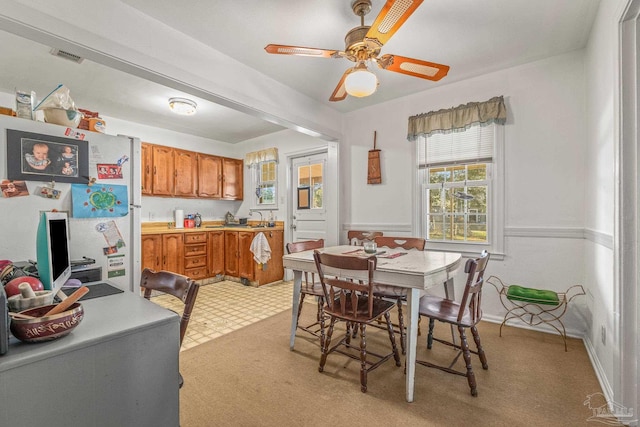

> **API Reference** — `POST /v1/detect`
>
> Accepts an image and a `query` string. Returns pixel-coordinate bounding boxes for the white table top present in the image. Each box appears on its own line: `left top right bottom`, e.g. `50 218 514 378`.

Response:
283 245 462 289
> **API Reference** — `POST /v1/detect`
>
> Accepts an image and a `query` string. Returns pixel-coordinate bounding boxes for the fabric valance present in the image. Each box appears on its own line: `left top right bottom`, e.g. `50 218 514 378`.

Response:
245 147 279 166
407 96 507 141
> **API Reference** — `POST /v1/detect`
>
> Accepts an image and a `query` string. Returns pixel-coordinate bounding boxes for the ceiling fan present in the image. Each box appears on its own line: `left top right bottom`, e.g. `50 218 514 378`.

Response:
264 0 449 102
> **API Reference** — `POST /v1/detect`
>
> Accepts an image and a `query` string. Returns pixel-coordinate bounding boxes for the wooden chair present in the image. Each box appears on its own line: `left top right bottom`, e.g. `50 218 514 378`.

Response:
313 250 401 393
416 251 490 396
140 268 201 389
372 236 426 354
347 230 383 246
286 239 326 346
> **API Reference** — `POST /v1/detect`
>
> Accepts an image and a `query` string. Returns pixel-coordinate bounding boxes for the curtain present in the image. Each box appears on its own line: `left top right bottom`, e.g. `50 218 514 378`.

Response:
245 147 278 167
407 96 506 141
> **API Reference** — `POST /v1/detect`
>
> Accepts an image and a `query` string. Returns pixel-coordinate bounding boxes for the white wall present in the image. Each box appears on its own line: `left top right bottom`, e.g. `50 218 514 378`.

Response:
341 50 589 336
584 0 626 405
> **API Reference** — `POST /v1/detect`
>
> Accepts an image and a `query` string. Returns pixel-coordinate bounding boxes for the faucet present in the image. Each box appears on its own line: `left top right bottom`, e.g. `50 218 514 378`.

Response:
250 211 263 226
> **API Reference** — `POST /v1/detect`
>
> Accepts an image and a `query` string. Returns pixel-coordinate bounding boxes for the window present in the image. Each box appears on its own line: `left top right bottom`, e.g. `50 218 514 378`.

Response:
254 160 277 207
297 162 323 209
417 123 503 254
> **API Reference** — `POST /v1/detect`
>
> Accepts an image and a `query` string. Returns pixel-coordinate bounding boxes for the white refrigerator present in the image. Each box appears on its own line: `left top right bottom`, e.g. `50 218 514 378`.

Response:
0 115 141 292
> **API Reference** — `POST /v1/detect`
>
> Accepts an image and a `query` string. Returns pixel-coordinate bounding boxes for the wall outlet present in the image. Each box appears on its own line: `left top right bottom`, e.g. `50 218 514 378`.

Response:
601 325 606 345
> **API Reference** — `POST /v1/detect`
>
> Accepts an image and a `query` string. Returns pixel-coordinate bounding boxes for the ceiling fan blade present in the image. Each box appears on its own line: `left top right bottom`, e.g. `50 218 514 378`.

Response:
365 0 424 48
377 54 449 81
264 44 339 58
329 69 353 102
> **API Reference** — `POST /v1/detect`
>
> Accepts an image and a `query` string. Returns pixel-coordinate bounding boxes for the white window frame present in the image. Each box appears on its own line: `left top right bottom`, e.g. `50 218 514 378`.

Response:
413 124 505 257
251 160 278 210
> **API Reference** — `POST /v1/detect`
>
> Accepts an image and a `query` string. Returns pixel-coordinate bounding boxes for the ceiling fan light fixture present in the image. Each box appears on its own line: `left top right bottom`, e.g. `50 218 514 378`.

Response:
344 66 378 98
168 97 197 115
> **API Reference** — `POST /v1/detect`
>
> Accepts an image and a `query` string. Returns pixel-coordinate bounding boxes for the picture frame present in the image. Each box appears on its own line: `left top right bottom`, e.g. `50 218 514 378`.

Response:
297 186 310 209
6 129 89 183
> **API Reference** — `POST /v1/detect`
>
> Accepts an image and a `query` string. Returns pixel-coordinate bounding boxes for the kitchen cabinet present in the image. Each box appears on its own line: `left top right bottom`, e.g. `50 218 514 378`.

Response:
183 232 207 279
198 154 222 198
141 234 162 271
207 230 225 276
222 157 243 200
251 229 284 285
223 229 284 285
151 145 175 196
142 233 184 274
224 231 240 277
174 149 198 198
238 231 255 281
141 142 153 195
162 233 184 274
141 142 243 200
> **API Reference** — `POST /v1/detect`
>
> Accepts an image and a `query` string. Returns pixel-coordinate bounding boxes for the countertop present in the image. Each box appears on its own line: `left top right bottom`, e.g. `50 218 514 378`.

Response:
142 221 284 235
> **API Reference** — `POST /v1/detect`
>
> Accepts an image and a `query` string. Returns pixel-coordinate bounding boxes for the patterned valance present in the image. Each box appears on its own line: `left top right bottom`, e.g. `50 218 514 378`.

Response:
245 147 279 167
407 96 507 141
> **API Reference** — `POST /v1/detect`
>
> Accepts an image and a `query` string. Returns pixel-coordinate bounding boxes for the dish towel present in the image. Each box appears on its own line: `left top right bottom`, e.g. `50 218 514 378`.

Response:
250 232 272 264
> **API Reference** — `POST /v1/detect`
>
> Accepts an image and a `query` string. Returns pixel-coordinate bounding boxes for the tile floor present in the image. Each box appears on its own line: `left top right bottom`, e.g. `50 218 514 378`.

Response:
151 279 294 351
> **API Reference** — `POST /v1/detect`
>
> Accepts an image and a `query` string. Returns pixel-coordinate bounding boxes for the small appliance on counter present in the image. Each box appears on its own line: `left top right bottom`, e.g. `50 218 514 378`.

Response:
194 213 202 228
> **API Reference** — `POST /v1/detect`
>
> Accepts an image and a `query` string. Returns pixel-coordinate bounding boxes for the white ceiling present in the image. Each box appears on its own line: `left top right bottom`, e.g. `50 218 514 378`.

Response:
0 0 600 143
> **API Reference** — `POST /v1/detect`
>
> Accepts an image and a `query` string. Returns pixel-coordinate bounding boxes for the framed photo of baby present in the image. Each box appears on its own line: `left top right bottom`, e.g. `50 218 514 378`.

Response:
6 129 89 183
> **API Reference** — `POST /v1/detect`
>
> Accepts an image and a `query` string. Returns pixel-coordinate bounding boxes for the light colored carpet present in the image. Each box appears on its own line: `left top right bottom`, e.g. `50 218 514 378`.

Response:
179 308 621 427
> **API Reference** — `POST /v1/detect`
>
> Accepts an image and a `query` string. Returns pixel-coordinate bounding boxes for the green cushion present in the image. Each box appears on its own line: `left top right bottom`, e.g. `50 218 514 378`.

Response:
506 285 560 306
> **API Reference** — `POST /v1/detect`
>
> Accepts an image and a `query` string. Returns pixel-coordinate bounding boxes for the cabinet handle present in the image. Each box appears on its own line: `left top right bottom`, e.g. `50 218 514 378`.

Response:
154 166 157 175
146 165 149 174
156 256 160 266
163 255 166 265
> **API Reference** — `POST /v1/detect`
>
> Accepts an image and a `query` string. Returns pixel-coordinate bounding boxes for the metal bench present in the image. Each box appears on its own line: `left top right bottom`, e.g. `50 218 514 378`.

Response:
487 276 585 351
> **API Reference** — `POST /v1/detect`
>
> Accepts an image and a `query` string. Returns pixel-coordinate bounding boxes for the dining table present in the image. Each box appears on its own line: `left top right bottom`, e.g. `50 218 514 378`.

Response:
282 244 462 403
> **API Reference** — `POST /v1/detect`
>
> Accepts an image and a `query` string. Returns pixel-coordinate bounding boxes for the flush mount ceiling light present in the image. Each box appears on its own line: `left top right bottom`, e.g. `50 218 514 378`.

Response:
344 62 378 97
168 97 197 115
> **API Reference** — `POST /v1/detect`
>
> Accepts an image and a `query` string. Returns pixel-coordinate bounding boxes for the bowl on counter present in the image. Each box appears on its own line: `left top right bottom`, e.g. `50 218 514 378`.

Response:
8 290 55 312
10 303 84 343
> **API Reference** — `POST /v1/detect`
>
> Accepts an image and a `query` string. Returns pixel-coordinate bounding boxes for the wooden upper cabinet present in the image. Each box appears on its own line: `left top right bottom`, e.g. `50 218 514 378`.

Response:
141 142 242 200
141 143 153 195
174 149 198 198
222 158 244 200
198 154 223 198
152 145 175 196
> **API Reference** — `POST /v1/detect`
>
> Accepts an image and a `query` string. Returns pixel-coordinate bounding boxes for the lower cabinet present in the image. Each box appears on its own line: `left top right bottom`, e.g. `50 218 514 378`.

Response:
183 232 207 279
142 228 283 285
207 230 225 276
142 233 184 275
225 229 284 285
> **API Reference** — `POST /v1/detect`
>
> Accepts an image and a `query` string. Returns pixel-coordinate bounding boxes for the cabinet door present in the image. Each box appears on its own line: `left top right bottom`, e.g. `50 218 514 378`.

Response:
152 145 175 196
162 233 184 274
253 230 284 285
174 149 198 197
198 154 223 198
141 234 162 271
208 230 225 276
141 143 153 195
224 231 239 277
222 158 243 200
238 231 254 280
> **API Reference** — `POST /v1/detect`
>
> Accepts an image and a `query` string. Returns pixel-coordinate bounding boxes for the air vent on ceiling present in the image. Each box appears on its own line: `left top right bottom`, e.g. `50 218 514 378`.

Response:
50 48 84 64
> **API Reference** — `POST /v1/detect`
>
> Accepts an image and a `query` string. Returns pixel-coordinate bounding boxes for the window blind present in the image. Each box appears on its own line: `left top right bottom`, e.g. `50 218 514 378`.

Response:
418 123 494 168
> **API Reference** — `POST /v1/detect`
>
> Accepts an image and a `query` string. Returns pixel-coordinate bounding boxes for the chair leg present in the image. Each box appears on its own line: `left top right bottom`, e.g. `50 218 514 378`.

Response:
427 318 435 349
471 325 488 369
319 317 336 373
319 299 326 349
384 311 401 367
360 323 368 393
458 326 478 397
396 299 406 355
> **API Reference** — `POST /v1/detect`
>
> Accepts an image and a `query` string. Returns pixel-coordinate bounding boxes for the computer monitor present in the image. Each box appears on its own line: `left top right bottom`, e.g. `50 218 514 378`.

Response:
36 211 72 294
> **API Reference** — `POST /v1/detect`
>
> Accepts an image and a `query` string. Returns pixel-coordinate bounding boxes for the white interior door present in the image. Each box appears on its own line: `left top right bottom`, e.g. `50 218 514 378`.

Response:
291 152 327 242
